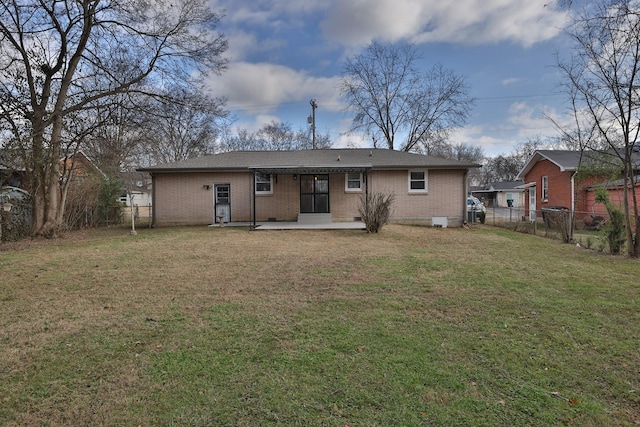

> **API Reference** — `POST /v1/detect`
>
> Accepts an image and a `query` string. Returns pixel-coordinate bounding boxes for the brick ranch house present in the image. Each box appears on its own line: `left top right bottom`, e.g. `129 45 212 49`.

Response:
138 148 480 228
517 149 640 225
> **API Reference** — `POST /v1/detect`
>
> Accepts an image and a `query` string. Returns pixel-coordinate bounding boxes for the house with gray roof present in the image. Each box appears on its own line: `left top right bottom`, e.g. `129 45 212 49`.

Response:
472 180 525 208
139 148 480 228
516 149 640 223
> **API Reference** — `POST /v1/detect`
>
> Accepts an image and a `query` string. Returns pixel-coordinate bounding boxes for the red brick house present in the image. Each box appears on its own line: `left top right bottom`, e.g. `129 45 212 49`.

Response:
517 150 640 224
139 148 480 228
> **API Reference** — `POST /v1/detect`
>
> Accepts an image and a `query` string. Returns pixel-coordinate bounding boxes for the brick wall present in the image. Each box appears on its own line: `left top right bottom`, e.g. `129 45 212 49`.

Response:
525 159 573 210
523 159 608 213
369 169 466 225
153 168 468 226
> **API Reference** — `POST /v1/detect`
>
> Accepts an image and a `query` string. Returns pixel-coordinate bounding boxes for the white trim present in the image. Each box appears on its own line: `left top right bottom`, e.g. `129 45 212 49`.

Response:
541 175 549 201
408 169 428 193
515 182 536 189
255 172 273 195
344 172 363 192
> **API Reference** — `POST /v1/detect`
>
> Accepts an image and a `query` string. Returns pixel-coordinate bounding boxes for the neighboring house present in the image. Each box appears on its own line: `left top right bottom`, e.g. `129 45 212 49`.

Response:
472 181 525 208
61 151 106 184
584 175 640 220
138 148 480 228
118 171 153 207
516 149 640 222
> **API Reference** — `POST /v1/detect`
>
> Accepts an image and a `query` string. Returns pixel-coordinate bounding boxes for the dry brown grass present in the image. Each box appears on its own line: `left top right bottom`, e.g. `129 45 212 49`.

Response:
1 224 638 425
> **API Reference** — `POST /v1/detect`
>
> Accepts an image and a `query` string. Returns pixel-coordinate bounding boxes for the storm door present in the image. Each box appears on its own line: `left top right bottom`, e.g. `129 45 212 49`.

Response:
215 184 231 223
300 174 329 213
529 187 536 222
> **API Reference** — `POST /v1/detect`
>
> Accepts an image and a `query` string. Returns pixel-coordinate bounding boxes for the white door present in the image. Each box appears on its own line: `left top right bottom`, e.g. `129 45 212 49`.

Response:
529 187 536 221
214 184 231 223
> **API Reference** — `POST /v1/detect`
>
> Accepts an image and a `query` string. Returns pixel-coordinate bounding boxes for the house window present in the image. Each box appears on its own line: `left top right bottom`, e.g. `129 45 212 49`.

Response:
255 173 273 194
409 170 428 193
541 175 548 201
506 193 515 207
345 172 363 192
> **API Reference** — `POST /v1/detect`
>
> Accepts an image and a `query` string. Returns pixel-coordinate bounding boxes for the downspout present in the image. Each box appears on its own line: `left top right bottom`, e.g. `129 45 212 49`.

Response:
570 171 577 239
150 173 156 228
463 169 469 225
251 170 256 231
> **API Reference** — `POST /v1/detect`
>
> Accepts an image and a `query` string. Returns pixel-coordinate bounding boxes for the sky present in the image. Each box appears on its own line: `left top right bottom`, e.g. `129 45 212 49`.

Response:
205 0 579 157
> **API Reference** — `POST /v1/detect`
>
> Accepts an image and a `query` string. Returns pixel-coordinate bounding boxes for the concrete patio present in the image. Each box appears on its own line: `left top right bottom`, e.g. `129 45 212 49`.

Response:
209 221 366 230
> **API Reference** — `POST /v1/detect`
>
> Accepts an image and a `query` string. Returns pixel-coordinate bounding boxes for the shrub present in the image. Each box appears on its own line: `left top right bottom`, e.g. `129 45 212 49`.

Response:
595 187 626 254
358 191 395 233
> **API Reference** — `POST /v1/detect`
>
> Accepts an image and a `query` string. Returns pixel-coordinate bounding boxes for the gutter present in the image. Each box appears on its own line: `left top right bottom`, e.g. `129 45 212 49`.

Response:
463 169 469 224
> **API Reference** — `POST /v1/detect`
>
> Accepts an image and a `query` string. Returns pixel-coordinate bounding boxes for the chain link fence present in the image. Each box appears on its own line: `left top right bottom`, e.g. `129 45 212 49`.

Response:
123 204 153 228
480 206 616 246
0 203 153 243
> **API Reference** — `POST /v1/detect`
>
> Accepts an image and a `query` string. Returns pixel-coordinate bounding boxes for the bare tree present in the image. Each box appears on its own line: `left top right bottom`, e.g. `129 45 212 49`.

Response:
557 0 640 257
483 154 523 184
140 87 228 164
82 95 149 175
0 0 227 237
340 41 473 152
481 138 548 185
220 121 332 151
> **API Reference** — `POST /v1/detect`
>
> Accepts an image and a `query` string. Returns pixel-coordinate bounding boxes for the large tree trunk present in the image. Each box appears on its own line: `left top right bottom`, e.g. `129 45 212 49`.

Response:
39 166 62 238
623 161 639 258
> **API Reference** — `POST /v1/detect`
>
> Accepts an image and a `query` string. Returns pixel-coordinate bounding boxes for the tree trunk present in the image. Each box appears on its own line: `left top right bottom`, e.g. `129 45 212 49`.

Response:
39 165 62 238
623 162 639 258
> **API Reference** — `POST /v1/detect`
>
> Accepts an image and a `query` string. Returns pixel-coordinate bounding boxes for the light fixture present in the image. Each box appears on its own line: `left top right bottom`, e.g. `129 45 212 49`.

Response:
293 174 297 180
203 185 211 190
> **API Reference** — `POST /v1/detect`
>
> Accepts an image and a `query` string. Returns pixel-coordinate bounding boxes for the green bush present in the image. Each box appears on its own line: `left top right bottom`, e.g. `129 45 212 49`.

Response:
595 187 626 254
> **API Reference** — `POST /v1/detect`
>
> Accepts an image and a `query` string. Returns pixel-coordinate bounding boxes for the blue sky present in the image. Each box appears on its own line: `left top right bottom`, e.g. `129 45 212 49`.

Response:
206 0 577 156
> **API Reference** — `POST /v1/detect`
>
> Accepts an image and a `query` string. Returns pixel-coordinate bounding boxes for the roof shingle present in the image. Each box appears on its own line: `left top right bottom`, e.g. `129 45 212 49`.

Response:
139 149 480 172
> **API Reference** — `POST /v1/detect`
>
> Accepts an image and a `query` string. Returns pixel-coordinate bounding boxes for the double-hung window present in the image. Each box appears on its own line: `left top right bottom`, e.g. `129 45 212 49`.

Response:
255 173 273 194
541 175 549 202
408 170 428 193
345 172 363 192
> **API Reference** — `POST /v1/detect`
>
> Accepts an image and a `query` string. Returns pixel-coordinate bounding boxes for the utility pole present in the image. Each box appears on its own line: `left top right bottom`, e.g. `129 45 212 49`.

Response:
308 99 317 149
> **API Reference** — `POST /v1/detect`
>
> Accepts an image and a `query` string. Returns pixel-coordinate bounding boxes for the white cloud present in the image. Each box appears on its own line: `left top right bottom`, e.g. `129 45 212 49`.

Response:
206 62 343 115
211 0 319 27
502 77 525 86
506 102 555 133
223 29 286 62
320 0 426 46
321 0 569 47
452 101 566 156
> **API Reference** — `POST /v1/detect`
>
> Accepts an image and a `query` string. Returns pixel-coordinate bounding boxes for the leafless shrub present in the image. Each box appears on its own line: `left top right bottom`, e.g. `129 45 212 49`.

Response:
358 192 395 233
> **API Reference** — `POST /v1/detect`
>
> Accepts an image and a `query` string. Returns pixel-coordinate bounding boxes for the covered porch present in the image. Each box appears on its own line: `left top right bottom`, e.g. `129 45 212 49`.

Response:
248 163 372 230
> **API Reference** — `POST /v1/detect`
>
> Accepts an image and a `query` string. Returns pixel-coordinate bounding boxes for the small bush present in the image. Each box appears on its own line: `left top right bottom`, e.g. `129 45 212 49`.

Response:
358 191 395 233
478 211 486 224
595 187 626 255
585 236 593 249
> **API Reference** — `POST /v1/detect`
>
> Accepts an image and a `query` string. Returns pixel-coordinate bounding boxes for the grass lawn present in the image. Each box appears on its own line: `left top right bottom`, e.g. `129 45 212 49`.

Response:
0 224 638 426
